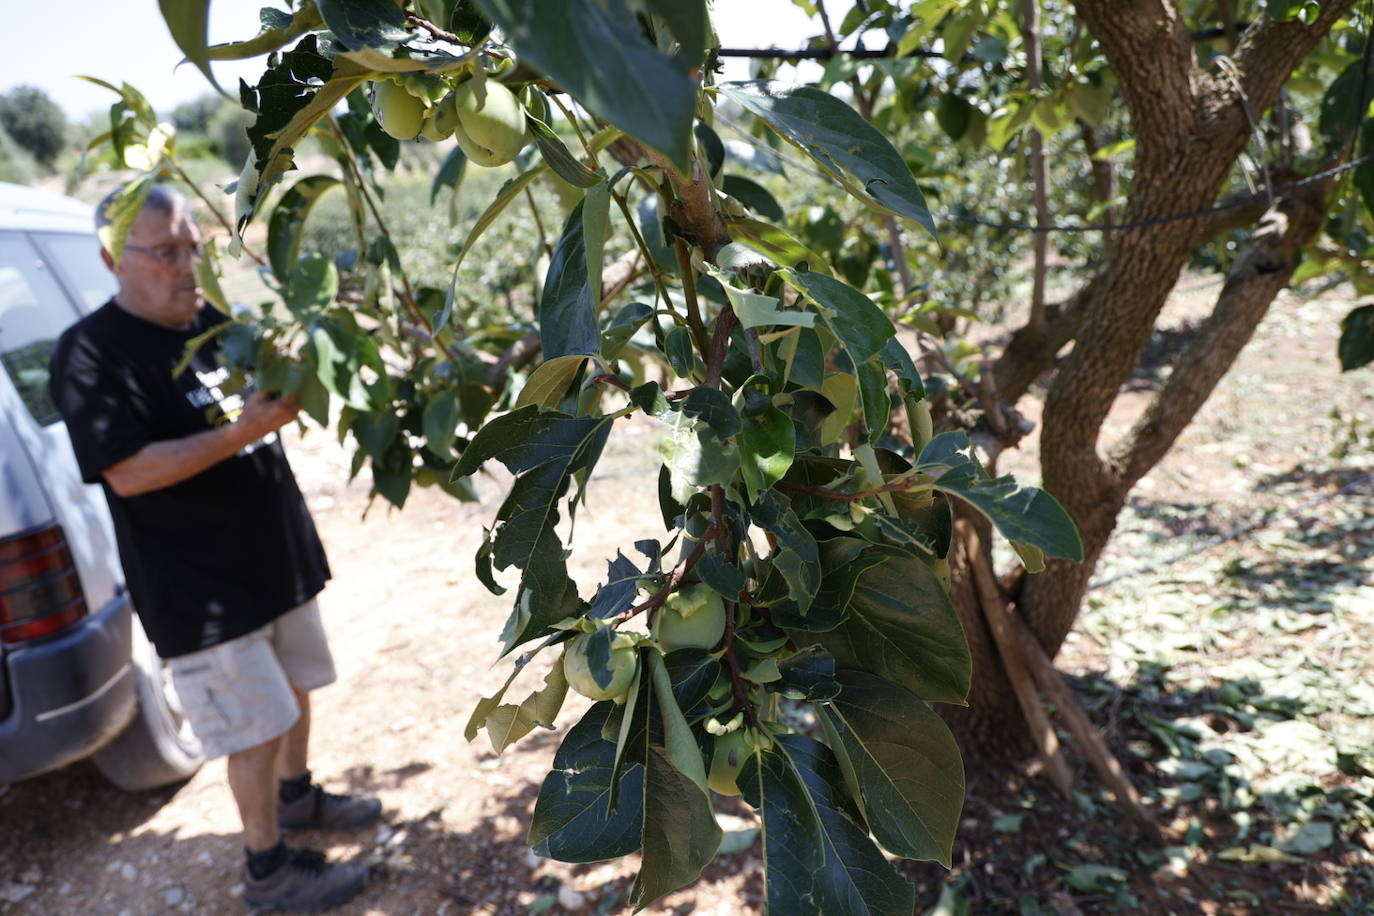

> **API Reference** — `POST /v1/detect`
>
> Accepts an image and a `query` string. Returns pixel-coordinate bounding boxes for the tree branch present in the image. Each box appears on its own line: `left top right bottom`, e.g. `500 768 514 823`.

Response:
1108 177 1333 485
1071 0 1201 152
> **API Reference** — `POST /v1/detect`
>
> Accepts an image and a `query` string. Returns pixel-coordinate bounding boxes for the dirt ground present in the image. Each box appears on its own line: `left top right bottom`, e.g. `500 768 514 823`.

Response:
0 280 1369 915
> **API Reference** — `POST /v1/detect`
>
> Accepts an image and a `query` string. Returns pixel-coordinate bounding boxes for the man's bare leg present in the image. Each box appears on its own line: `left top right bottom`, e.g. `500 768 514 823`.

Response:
226 736 283 852
277 686 311 781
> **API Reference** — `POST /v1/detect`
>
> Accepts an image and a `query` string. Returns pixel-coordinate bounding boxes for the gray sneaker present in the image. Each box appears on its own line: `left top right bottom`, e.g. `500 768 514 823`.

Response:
243 847 366 912
278 782 382 832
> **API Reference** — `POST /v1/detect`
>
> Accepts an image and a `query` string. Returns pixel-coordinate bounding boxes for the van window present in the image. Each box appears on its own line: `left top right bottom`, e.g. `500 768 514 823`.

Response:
33 232 117 313
0 233 83 426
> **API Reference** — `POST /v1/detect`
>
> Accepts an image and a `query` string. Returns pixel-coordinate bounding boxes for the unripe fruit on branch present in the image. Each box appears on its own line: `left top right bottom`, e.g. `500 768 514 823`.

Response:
564 630 638 703
708 728 753 796
452 79 527 167
653 583 727 653
372 79 425 140
419 92 460 141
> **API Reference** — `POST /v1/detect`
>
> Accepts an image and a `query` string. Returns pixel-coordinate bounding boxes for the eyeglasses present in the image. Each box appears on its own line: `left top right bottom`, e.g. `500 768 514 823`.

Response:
124 242 205 266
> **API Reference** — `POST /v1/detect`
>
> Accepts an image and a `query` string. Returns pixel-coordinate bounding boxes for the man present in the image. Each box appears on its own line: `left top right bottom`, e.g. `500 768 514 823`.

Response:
49 183 379 912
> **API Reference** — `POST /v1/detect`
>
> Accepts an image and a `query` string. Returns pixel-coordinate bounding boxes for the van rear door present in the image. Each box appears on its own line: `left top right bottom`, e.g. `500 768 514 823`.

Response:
0 230 122 611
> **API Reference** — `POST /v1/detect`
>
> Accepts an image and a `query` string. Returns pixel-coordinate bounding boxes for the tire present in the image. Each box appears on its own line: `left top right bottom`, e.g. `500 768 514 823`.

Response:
92 628 204 791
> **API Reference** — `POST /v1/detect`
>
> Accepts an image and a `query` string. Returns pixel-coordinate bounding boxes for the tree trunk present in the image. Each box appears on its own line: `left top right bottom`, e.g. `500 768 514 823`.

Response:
951 0 1352 758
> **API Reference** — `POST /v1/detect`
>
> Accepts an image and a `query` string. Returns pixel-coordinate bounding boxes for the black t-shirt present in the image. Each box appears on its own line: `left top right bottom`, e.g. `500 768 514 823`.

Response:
49 301 330 658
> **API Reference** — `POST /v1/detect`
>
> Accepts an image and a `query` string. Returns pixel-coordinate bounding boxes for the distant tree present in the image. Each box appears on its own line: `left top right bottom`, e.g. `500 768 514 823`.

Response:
0 124 37 184
0 85 67 168
171 94 221 134
205 99 253 166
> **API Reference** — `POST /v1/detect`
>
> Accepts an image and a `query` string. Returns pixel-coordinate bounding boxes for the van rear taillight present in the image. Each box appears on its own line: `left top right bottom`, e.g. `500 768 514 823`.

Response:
0 524 88 645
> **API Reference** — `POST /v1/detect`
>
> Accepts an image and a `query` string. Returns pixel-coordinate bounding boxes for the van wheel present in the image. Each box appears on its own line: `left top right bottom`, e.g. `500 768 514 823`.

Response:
92 628 203 791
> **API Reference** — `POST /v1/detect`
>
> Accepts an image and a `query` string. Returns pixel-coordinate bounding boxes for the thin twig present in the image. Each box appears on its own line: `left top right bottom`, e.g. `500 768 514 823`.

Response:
776 476 923 504
548 94 597 166
674 238 711 358
524 187 552 259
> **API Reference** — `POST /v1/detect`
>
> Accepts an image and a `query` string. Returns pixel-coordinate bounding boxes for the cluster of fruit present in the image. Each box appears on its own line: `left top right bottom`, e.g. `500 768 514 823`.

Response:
369 72 532 166
561 583 767 795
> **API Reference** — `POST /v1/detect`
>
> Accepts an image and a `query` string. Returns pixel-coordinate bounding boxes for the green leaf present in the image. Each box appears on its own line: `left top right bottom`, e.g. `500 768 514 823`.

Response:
297 370 330 427
239 36 375 230
856 358 889 442
630 745 723 910
267 175 340 284
1339 304 1374 371
590 552 643 619
1319 57 1374 151
825 671 965 866
742 735 916 915
719 81 937 241
738 397 796 501
1267 0 1322 23
159 0 220 94
659 409 739 504
530 703 645 862
818 372 859 445
722 174 784 221
422 389 460 457
527 115 602 187
307 318 389 411
648 653 708 792
776 645 841 701
696 552 747 600
455 407 614 649
753 490 822 615
797 548 970 706
475 0 697 168
601 301 654 361
776 537 883 633
641 0 710 70
540 201 602 360
665 325 696 378
316 0 410 51
783 269 895 363
464 655 524 741
285 255 340 322
918 432 1083 562
207 4 325 60
351 410 398 462
679 387 741 439
936 92 972 141
96 174 153 268
515 355 590 409
663 649 722 717
583 180 610 304
726 217 833 273
725 287 815 330
430 145 467 206
484 662 569 753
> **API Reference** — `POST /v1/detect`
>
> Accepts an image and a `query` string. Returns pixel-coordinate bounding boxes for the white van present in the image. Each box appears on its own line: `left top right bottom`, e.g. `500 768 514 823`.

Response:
0 181 203 789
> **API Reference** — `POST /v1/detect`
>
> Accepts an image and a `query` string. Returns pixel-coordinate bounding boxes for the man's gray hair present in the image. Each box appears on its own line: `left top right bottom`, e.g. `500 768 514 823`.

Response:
94 183 185 234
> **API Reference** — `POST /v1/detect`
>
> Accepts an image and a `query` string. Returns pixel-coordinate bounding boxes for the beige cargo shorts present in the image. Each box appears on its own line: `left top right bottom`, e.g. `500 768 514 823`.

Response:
165 599 337 760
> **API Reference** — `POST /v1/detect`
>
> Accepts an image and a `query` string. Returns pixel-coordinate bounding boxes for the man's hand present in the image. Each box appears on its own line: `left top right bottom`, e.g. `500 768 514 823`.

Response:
236 391 301 444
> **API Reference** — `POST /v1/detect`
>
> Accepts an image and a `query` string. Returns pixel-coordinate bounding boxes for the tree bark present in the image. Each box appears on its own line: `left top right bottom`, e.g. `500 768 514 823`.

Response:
956 0 1354 757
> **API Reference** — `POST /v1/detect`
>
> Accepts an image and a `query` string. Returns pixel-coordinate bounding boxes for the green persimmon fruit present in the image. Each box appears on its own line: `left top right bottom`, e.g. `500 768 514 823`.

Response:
419 92 459 141
564 629 638 703
708 728 753 796
372 80 425 140
653 583 727 653
452 79 527 167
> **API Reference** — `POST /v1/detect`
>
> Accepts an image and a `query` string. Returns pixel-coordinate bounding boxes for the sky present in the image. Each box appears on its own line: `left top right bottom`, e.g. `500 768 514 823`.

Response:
0 2 824 122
